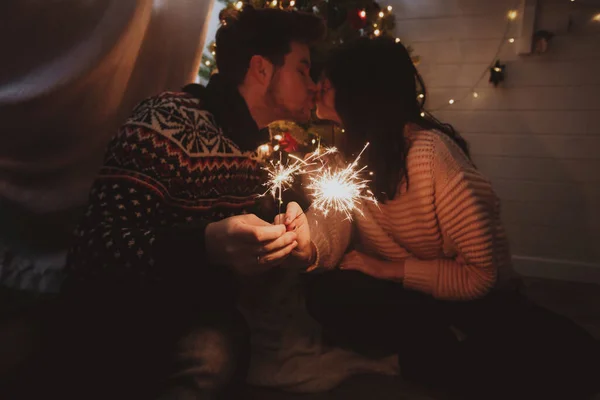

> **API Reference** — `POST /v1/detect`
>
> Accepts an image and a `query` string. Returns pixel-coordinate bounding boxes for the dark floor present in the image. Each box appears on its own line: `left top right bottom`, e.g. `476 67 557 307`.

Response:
244 278 600 400
1 278 599 399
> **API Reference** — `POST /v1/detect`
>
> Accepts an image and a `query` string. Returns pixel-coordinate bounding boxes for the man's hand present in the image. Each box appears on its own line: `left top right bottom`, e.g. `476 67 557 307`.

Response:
274 202 315 268
205 214 298 275
340 250 404 282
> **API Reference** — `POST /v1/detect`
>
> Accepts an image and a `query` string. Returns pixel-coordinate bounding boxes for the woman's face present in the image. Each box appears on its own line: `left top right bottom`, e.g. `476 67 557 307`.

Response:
315 77 342 124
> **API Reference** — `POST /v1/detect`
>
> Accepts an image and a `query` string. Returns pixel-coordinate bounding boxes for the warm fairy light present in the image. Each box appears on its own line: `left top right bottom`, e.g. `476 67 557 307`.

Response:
274 134 282 141
593 14 600 21
508 38 515 43
211 51 216 55
418 94 425 99
359 10 367 19
271 0 277 6
448 99 455 104
312 139 316 144
235 1 243 9
420 112 425 117
205 60 211 66
473 92 479 98
306 143 377 220
273 144 280 151
494 67 502 72
290 0 295 6
508 10 518 20
379 11 385 17
395 38 401 43
373 23 378 27
374 29 381 36
387 5 392 11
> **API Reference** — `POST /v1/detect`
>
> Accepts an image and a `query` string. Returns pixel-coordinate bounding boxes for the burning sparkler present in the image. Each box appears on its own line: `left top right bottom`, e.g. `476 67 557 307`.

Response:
306 143 377 220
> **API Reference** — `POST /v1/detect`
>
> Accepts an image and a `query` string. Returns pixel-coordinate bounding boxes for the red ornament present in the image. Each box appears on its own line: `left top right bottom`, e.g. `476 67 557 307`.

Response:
348 8 367 30
279 132 300 153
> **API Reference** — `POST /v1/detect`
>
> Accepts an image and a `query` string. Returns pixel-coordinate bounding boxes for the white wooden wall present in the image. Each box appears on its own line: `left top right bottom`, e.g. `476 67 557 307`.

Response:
390 0 600 281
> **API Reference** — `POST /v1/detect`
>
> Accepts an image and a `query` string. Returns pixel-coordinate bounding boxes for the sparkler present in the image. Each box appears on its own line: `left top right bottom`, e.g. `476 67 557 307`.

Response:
262 143 376 220
305 143 377 220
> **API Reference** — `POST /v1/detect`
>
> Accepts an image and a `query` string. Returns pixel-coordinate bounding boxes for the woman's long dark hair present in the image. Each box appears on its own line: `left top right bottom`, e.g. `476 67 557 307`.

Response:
323 37 470 202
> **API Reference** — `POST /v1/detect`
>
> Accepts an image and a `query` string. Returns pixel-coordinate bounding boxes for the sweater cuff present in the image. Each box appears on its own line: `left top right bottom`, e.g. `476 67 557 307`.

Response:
403 257 439 295
305 241 320 272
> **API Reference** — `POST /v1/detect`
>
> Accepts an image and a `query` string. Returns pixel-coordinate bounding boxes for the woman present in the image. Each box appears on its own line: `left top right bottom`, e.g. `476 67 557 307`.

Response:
283 37 599 399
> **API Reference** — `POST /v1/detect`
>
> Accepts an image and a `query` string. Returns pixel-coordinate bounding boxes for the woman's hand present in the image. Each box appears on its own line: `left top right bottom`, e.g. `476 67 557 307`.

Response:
274 201 315 268
340 250 405 282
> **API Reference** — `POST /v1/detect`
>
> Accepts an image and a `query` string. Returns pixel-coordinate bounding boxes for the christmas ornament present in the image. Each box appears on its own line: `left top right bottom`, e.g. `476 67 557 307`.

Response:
489 60 506 87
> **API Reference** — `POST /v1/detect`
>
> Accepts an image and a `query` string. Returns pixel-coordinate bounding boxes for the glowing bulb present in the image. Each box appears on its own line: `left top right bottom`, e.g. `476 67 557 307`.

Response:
374 29 381 36
290 0 295 5
273 144 280 151
274 134 282 141
448 99 455 104
379 11 384 18
593 14 600 21
494 67 502 72
420 112 425 117
473 92 479 98
395 38 401 43
369 171 374 176
508 10 518 20
373 23 378 27
508 38 515 43
211 51 215 55
312 139 316 144
341 129 345 133
205 60 211 66
235 1 243 9
418 94 424 99
271 0 277 6
359 10 366 19
387 5 392 11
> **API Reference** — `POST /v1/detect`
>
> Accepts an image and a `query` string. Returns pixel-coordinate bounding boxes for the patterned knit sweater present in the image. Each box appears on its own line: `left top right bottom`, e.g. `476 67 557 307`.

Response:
65 76 274 292
309 125 514 301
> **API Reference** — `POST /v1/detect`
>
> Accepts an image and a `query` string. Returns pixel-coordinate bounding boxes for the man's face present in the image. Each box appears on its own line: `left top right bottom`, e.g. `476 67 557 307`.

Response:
265 42 317 123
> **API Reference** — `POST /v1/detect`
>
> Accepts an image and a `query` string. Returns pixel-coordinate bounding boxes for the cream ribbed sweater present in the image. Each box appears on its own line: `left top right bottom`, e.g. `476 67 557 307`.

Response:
309 126 514 300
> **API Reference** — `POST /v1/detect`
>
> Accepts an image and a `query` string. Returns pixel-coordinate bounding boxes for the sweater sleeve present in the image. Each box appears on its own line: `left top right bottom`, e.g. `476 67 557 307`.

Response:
403 140 500 300
66 96 214 287
306 207 352 270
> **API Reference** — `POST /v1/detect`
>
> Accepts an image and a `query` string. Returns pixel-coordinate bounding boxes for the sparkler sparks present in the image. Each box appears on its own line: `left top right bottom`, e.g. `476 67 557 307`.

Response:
306 143 377 220
261 144 376 220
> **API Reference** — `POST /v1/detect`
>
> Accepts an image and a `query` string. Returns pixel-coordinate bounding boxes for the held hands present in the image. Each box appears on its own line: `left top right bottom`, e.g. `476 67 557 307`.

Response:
274 201 315 268
205 214 298 276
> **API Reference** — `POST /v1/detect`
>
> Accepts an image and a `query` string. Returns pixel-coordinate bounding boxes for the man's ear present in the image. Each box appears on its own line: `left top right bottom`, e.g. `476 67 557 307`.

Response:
247 55 274 86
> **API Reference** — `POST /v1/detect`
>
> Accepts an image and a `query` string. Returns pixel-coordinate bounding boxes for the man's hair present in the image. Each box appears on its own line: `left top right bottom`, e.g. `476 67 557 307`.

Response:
215 5 325 86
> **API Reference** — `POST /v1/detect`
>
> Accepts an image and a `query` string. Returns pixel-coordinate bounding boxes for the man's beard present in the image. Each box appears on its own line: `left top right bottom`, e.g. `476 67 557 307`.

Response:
265 81 311 123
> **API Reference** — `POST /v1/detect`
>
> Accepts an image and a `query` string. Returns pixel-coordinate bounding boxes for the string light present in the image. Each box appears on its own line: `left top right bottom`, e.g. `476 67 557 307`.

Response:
420 112 425 117
271 0 277 6
274 134 282 141
205 60 211 66
418 93 425 99
235 1 243 9
290 0 295 6
593 14 600 21
379 11 385 17
359 10 367 19
395 38 401 43
373 23 378 27
273 144 280 151
374 29 381 36
387 5 392 11
425 0 520 112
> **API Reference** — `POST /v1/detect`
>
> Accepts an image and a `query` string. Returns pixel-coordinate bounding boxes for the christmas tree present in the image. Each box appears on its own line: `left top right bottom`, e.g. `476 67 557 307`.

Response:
199 0 418 153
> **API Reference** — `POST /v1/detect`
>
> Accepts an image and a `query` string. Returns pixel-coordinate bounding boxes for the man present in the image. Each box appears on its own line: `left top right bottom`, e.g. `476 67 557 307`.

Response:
47 6 324 400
